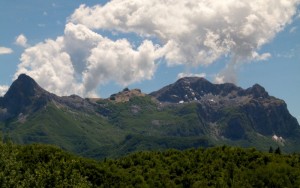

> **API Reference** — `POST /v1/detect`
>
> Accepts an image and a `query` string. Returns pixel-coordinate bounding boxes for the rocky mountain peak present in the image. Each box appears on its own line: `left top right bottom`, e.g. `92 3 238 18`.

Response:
4 74 47 99
245 83 269 98
150 77 274 104
1 74 52 117
150 77 242 103
177 76 208 83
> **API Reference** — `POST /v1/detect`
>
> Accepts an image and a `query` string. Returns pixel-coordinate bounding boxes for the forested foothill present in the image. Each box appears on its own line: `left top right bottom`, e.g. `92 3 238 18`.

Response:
1 141 300 187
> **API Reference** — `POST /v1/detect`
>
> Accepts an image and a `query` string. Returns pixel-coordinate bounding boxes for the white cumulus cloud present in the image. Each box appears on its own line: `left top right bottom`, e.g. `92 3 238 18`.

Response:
70 0 299 80
15 23 163 97
83 39 161 95
177 73 206 79
63 23 102 76
15 34 29 47
0 85 9 96
214 75 225 84
251 52 271 61
14 0 300 97
0 46 13 55
15 37 81 96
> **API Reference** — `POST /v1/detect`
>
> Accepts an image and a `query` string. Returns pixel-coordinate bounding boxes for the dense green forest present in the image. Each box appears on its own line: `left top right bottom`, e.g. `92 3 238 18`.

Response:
1 141 300 187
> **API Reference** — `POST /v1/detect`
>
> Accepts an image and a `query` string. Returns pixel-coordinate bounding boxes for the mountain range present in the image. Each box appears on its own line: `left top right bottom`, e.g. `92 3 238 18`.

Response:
0 74 299 158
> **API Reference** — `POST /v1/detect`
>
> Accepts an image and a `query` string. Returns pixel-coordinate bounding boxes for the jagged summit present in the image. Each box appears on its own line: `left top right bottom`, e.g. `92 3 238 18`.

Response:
150 77 272 103
150 77 244 103
1 74 54 117
4 74 48 99
245 83 269 98
0 74 97 119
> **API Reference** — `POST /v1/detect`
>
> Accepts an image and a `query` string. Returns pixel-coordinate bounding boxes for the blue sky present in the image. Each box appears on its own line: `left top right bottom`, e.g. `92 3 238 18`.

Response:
0 0 300 122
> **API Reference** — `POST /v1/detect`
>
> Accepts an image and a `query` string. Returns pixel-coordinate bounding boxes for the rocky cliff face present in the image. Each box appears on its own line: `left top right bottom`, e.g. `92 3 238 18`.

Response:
150 77 270 103
150 77 299 139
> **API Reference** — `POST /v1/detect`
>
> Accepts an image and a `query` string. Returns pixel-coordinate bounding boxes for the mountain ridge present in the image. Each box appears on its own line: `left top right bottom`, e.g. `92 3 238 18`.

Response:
0 74 299 158
150 77 271 103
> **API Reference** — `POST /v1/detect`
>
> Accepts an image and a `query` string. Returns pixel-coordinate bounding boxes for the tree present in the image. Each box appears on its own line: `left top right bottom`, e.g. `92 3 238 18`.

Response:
269 146 273 153
274 147 281 155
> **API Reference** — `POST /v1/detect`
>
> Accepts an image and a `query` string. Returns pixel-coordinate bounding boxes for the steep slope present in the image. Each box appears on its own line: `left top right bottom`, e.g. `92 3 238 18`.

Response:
150 77 299 140
0 74 55 119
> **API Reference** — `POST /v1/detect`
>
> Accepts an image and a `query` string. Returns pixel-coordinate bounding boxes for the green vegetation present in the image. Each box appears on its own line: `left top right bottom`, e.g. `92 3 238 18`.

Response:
1 95 300 159
1 142 300 187
0 103 127 158
1 97 215 159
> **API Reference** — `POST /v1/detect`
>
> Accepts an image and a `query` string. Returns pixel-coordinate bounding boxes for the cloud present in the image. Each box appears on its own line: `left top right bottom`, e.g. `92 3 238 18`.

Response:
14 0 300 97
212 51 271 84
214 75 225 84
290 26 297 33
63 23 102 76
83 39 160 95
70 0 299 61
214 62 238 84
70 0 299 81
0 46 13 55
15 34 29 47
251 52 271 61
38 24 46 28
0 85 9 96
15 23 163 97
15 37 81 96
276 47 299 59
177 73 206 79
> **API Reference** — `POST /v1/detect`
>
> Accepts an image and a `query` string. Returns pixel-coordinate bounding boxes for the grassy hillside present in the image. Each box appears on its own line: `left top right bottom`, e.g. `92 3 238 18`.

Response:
1 95 298 159
1 96 216 158
99 96 298 154
1 142 300 187
0 103 126 156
